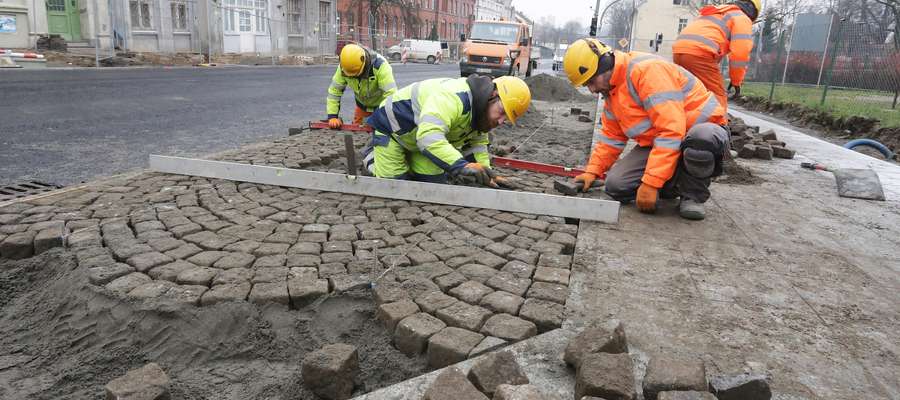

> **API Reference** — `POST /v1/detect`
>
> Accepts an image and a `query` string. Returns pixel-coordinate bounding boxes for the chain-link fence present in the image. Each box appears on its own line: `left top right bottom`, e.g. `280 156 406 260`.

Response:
742 13 900 127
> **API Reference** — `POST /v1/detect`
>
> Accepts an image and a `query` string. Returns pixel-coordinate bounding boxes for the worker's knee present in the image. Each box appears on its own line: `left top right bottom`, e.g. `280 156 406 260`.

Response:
372 133 409 178
604 170 641 201
685 123 729 150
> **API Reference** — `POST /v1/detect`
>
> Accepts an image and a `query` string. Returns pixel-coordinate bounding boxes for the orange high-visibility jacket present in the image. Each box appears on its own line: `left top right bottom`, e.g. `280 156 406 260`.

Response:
588 51 727 189
672 4 754 86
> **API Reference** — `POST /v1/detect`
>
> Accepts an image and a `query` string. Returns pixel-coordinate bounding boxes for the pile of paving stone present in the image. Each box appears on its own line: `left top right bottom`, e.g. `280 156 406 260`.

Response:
729 116 796 160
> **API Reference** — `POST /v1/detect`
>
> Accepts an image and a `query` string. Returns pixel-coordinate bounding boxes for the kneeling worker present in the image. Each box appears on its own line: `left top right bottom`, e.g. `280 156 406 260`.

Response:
364 75 530 187
563 38 729 220
326 43 397 128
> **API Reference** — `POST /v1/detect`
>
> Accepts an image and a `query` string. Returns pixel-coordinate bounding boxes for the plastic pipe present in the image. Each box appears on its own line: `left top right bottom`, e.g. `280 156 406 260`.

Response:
844 138 894 159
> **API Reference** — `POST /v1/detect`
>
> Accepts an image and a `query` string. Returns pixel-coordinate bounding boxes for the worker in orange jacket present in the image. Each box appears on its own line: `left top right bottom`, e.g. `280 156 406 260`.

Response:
563 38 729 220
672 0 760 112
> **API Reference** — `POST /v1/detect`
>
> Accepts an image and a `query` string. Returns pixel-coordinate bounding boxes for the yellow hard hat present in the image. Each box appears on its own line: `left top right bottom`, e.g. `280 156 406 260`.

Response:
493 76 531 125
340 43 367 77
563 38 613 87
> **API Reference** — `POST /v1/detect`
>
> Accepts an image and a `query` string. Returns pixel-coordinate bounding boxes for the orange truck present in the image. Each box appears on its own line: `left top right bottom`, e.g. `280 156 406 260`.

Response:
459 19 536 78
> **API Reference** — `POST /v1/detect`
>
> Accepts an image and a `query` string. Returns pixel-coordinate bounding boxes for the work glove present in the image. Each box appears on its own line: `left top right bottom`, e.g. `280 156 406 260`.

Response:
573 172 598 192
458 163 497 187
485 169 519 189
328 117 343 129
728 83 741 99
636 183 659 213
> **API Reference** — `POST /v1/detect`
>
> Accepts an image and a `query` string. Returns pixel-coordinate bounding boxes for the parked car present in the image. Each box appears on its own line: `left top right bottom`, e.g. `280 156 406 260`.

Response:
387 39 443 64
552 44 568 72
459 19 536 78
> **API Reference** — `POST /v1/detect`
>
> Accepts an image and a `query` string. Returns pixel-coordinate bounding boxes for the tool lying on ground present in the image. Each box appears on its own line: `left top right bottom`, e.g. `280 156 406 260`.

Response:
801 162 886 201
553 179 604 196
308 121 373 132
492 156 587 178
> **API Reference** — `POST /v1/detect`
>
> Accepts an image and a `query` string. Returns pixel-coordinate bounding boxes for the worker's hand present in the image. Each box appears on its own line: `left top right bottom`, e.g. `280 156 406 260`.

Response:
458 163 497 187
728 84 741 99
491 175 519 190
636 183 659 213
328 117 343 129
573 172 598 192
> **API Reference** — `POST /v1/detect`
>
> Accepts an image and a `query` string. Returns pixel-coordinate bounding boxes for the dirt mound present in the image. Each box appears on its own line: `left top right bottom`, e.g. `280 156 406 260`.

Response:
716 158 765 185
0 249 425 400
525 73 595 102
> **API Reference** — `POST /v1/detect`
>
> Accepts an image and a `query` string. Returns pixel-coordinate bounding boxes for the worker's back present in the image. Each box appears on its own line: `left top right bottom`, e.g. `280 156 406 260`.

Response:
673 4 752 58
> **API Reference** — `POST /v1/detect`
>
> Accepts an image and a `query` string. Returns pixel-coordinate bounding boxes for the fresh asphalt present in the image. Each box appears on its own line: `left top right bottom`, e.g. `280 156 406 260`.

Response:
0 62 461 187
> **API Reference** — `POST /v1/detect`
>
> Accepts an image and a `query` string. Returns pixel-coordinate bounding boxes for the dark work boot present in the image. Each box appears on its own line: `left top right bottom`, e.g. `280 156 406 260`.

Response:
679 198 706 220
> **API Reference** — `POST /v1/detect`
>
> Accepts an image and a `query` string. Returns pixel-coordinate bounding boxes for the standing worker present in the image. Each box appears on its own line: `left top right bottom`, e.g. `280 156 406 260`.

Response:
363 75 531 187
672 0 760 112
326 43 398 129
563 38 729 220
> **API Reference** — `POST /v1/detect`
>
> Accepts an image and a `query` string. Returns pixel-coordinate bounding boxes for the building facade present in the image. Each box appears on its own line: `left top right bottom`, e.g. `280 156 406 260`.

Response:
473 0 510 21
335 0 476 52
630 0 706 57
0 0 111 50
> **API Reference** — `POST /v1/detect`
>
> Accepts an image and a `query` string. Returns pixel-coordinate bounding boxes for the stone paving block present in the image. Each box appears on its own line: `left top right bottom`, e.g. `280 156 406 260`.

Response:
127 252 174 273
329 274 371 293
148 260 195 282
427 327 485 369
481 313 537 341
88 263 135 285
170 222 202 238
485 272 532 297
485 242 515 257
146 237 184 253
394 262 453 282
537 254 572 270
423 366 488 400
318 262 347 278
28 220 64 232
323 241 353 253
373 282 410 305
286 254 321 268
658 391 717 400
377 300 421 333
533 267 570 286
406 250 439 265
394 312 446 355
380 254 411 268
128 281 207 305
186 251 229 267
252 267 289 283
526 282 568 305
110 240 155 261
0 213 23 225
547 232 576 252
643 356 707 400
68 231 103 250
709 373 772 400
468 350 530 396
302 343 359 400
134 220 166 234
253 243 290 256
478 251 508 269
501 260 535 279
508 248 539 265
298 232 328 243
418 241 446 253
518 218 550 232
288 278 329 308
213 253 256 270
353 239 386 251
253 254 287 268
458 263 498 283
564 323 628 368
289 267 318 281
176 266 219 286
433 246 471 261
493 222 521 235
164 243 203 260
435 301 493 331
445 255 475 268
322 252 355 264
106 272 152 294
414 290 459 313
575 353 636 400
20 213 53 224
0 224 29 235
449 280 493 303
519 299 564 332
400 276 442 299
265 231 299 244
0 231 36 259
480 291 525 315
303 223 331 233
503 235 535 250
548 223 578 235
532 240 565 255
493 384 549 400
212 268 253 286
104 362 170 400
183 231 237 250
434 271 468 291
248 282 290 305
517 227 549 242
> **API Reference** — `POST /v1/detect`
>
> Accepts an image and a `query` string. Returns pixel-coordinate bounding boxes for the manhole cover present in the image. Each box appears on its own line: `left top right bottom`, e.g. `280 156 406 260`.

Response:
0 181 63 202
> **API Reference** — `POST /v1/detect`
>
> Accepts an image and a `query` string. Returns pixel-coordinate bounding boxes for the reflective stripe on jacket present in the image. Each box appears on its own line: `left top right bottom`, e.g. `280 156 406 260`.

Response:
367 78 490 173
672 4 754 86
588 51 727 188
326 54 398 118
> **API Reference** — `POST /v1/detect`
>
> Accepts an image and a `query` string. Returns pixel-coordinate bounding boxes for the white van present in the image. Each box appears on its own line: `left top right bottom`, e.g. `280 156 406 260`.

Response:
387 39 443 64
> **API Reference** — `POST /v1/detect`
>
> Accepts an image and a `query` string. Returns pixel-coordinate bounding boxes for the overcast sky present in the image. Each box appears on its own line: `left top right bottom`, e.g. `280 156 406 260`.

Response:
513 0 602 27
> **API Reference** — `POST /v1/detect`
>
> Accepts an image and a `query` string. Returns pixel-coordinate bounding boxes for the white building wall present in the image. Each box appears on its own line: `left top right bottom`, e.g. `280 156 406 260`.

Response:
631 0 696 57
0 0 32 48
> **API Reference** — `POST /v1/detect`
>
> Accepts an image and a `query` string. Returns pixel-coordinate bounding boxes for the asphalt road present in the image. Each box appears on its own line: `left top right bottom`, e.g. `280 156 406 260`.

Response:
0 62 460 187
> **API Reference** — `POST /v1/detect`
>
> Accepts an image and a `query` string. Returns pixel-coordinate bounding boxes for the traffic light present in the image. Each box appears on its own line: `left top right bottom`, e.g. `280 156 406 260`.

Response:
654 33 664 51
589 17 598 37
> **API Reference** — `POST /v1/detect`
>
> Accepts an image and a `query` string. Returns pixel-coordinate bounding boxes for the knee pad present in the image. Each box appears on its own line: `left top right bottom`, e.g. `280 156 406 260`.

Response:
682 147 715 178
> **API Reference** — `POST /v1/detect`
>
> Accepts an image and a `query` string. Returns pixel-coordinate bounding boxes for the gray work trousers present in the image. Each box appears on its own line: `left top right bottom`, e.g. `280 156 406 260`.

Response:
604 123 729 204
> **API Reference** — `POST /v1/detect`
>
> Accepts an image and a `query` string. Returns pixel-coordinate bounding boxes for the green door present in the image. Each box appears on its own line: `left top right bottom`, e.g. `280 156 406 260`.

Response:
47 0 81 42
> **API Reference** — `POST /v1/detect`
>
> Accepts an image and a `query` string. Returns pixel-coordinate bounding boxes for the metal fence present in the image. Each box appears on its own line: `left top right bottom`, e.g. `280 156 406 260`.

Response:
743 13 900 111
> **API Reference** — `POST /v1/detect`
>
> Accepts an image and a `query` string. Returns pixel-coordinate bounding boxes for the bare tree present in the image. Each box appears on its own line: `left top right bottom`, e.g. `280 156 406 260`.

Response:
603 1 633 47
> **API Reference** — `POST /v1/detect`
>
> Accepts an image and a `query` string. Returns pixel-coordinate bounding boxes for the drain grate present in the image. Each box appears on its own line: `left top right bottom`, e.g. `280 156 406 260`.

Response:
0 181 64 202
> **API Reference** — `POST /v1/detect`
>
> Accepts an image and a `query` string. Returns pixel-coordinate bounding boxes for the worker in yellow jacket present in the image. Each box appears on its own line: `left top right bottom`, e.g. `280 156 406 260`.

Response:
326 43 397 128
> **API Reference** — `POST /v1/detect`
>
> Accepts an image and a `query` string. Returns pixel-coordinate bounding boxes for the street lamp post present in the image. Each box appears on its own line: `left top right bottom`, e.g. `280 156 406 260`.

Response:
590 0 624 38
